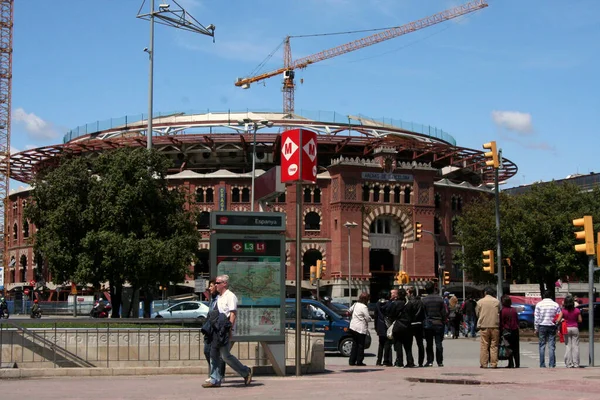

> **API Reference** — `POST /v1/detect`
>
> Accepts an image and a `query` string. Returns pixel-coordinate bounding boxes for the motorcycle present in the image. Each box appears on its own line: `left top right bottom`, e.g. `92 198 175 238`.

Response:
30 309 42 319
90 301 112 318
0 308 9 319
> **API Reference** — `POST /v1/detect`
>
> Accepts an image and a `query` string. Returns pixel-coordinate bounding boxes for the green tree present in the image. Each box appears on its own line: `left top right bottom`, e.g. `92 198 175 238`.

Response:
25 148 200 317
457 182 599 298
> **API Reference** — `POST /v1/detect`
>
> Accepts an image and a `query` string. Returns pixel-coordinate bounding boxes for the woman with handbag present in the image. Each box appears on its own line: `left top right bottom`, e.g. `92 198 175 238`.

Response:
561 295 582 368
348 292 372 366
500 295 519 368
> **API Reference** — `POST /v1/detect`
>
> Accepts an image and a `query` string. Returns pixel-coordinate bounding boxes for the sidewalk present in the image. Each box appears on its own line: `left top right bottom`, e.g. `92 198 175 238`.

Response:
2 365 599 400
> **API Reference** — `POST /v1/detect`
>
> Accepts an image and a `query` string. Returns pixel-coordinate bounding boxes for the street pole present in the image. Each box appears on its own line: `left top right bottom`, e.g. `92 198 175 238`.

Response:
462 245 466 301
348 228 351 303
494 167 503 298
146 0 154 150
250 123 257 211
294 129 303 377
588 255 596 367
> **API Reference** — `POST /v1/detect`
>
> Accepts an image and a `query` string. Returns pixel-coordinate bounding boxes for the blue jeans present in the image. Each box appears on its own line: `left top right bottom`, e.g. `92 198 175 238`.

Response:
538 325 557 368
210 342 250 384
465 315 476 337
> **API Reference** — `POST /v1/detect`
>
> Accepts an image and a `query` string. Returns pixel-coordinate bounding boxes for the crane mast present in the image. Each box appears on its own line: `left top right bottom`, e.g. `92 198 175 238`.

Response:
235 0 488 113
0 0 12 295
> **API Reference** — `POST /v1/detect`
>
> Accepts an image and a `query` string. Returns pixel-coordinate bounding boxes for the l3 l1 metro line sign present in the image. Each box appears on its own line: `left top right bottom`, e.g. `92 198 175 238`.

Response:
280 128 317 184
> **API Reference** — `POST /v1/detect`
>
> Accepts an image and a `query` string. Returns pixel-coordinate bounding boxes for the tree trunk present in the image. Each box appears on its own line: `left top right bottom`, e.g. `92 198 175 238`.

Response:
124 287 138 318
142 286 154 318
110 281 123 318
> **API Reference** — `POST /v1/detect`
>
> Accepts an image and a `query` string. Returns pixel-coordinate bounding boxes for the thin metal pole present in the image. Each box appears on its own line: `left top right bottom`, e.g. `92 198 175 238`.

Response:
147 0 154 150
347 228 351 304
295 129 303 377
462 245 466 301
251 123 257 211
588 255 595 367
494 167 503 298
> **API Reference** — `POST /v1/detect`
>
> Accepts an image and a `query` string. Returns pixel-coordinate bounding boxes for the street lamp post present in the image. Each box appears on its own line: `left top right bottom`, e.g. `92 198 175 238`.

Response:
344 221 358 303
239 119 273 211
137 0 215 150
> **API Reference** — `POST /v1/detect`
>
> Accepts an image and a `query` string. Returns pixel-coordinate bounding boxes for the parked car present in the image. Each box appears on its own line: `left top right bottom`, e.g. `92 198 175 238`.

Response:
328 302 350 319
576 302 600 329
285 298 371 357
512 303 535 329
152 301 209 323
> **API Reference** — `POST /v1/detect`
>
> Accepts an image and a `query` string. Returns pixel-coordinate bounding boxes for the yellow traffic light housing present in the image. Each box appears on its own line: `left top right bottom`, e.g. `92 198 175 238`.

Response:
482 141 499 169
482 249 495 274
316 260 323 279
310 265 317 284
415 222 422 242
573 216 595 255
443 271 450 285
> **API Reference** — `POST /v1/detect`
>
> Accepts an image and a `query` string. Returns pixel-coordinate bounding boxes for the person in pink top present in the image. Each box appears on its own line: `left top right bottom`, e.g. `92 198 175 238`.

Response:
561 295 582 368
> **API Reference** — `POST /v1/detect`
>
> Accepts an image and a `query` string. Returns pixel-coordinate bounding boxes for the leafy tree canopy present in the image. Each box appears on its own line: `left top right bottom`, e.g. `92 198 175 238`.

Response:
456 181 600 296
25 148 200 316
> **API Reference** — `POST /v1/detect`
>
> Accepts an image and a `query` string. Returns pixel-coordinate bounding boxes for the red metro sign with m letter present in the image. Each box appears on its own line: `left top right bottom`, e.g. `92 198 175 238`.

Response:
280 128 317 184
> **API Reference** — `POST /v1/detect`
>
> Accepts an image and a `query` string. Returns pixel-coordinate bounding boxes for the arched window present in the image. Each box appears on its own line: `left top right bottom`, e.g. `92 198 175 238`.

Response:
434 193 441 209
277 191 286 203
451 196 457 211
196 188 205 203
197 211 210 230
241 187 250 203
362 185 370 202
452 217 459 237
13 223 17 240
304 212 321 231
20 255 27 282
434 217 441 235
313 188 321 204
404 186 412 204
304 188 312 203
23 220 29 238
373 185 381 202
383 186 391 203
205 188 214 203
393 187 401 203
370 218 392 234
232 188 240 203
457 197 463 211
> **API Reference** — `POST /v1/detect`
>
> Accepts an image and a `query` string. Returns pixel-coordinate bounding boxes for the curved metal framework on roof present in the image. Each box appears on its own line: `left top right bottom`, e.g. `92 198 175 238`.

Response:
7 111 517 184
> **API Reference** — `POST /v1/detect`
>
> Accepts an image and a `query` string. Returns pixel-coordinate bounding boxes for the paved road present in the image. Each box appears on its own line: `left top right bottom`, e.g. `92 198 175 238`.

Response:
325 327 600 368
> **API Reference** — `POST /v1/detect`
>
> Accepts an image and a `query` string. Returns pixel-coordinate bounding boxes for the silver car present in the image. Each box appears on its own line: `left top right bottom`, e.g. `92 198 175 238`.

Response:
152 301 209 322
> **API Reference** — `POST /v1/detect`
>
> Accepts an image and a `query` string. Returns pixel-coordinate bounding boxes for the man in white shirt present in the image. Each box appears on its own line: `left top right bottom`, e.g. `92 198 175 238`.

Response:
203 275 253 388
534 291 562 368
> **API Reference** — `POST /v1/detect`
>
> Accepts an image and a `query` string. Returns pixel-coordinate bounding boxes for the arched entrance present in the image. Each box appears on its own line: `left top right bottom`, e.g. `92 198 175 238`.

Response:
368 215 404 298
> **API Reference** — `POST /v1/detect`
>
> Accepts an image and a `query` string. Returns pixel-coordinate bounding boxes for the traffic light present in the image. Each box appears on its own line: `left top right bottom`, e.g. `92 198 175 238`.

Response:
316 260 326 279
482 141 499 169
482 250 495 274
414 222 422 241
310 265 317 284
395 271 409 285
443 271 450 285
573 216 595 255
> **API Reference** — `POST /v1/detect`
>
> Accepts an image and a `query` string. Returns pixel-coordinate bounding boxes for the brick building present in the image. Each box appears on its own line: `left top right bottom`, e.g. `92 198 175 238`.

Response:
5 111 517 300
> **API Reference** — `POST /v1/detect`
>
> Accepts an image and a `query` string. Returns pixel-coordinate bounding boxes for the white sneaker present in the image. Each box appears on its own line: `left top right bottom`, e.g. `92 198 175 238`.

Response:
205 378 211 383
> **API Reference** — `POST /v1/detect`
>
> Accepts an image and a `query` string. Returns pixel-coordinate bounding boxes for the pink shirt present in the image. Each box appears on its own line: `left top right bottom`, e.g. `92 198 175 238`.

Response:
561 308 580 328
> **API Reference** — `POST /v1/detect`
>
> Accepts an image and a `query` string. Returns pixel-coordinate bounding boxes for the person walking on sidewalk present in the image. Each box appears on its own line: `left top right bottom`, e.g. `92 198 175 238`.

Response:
561 295 581 368
421 282 447 367
203 275 253 388
203 280 226 382
373 291 393 366
461 296 477 338
348 292 372 366
476 287 501 368
534 291 562 368
406 286 425 367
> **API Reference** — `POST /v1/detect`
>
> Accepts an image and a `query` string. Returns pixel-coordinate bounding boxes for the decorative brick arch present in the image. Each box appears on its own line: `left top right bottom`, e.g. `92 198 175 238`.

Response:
272 206 286 214
362 205 413 246
303 206 322 219
198 242 210 250
301 242 327 261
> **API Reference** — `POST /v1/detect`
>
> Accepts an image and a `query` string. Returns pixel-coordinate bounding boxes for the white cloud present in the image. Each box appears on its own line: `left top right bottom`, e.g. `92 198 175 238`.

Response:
491 110 533 135
13 108 59 140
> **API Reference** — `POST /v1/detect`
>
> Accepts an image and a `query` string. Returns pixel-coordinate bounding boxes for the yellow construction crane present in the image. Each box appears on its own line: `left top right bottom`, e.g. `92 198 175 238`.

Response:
235 0 488 113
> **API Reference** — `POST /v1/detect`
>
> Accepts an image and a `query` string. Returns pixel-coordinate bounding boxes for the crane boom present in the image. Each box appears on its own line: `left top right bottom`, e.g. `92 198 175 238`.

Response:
235 0 488 113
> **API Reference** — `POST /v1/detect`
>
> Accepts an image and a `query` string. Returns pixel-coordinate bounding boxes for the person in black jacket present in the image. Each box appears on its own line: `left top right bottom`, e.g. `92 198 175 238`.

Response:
421 282 447 367
385 288 415 368
407 286 425 367
373 290 392 366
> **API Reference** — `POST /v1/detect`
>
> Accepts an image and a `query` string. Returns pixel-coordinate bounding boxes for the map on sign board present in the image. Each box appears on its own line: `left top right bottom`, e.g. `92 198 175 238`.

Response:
217 260 281 306
236 307 282 336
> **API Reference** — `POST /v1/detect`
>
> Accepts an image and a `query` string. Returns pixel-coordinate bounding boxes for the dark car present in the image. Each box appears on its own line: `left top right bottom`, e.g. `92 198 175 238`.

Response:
576 302 600 329
328 302 350 319
512 303 535 329
285 298 371 357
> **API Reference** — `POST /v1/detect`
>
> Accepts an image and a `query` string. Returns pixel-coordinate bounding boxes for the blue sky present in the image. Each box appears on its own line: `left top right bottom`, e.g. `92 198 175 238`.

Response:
11 0 600 188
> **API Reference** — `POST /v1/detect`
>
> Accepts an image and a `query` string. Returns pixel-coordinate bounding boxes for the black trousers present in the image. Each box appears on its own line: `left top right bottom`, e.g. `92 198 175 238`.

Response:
410 324 425 366
349 330 366 365
376 334 393 365
424 324 444 365
507 329 520 368
393 330 414 367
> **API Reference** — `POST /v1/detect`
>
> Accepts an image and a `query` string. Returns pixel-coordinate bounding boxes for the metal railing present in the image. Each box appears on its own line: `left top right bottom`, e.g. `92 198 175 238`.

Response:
0 319 320 369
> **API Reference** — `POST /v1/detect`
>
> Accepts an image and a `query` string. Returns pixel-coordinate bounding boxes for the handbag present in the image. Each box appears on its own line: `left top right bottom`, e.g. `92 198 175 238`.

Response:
498 334 513 360
386 321 396 340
